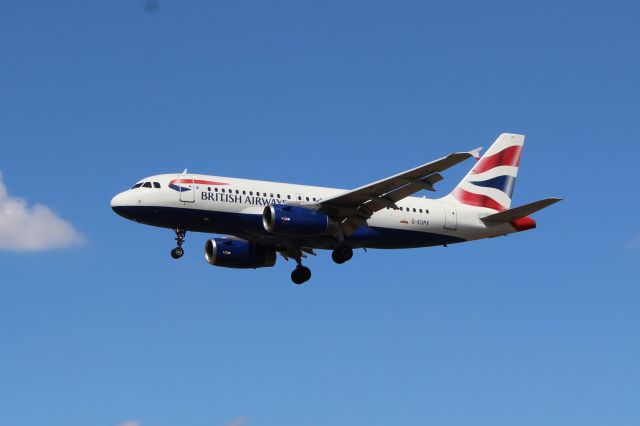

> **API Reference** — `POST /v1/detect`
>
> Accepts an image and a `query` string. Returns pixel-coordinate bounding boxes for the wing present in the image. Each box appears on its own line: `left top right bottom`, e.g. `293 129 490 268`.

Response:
319 148 481 235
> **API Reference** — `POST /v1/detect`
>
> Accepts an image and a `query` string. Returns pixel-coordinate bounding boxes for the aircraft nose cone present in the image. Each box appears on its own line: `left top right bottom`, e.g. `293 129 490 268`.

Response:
111 192 132 219
110 192 122 208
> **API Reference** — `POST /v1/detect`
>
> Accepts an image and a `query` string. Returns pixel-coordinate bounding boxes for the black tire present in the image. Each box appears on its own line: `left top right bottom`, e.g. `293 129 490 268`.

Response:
299 266 311 282
291 266 311 284
171 247 184 259
340 246 353 262
332 246 353 264
291 268 305 284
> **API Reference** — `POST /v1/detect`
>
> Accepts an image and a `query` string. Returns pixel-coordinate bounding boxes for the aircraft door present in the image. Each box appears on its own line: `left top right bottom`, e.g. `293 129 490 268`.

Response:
443 202 457 230
178 175 195 203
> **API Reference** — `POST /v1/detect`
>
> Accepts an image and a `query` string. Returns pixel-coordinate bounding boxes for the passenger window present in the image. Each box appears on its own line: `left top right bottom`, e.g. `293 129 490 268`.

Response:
277 194 281 198
413 208 416 212
287 195 291 199
208 187 211 192
215 188 218 192
263 192 267 197
426 209 430 214
142 182 152 188
236 190 239 194
419 209 423 213
306 197 309 201
221 188 225 193
243 191 246 195
249 191 253 195
270 193 273 197
313 197 317 201
298 196 302 200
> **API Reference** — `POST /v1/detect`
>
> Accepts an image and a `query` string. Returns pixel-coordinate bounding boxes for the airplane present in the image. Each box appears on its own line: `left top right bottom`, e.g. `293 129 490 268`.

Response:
111 133 560 284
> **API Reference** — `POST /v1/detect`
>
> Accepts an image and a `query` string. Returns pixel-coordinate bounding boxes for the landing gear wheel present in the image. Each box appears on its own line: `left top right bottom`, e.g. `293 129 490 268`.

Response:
291 266 312 285
171 227 186 259
332 245 353 264
300 266 311 282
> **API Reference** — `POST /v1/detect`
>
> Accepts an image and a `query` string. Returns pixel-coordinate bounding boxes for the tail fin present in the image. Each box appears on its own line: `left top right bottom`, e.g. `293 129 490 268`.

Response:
448 133 525 211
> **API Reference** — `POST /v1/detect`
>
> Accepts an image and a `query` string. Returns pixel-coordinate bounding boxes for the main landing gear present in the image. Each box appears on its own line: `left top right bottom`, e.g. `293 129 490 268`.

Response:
331 245 353 264
291 262 312 285
284 247 312 285
170 227 186 259
289 246 352 284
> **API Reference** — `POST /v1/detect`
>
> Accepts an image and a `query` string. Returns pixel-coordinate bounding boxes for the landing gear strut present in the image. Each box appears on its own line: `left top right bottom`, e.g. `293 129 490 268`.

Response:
291 257 312 285
332 245 353 264
170 227 186 259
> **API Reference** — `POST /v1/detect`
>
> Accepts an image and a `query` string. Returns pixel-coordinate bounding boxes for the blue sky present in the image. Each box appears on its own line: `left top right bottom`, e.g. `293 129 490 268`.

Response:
1 1 639 425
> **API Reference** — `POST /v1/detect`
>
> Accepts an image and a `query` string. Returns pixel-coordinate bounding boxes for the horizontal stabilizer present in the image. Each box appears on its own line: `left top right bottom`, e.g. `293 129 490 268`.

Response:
481 197 562 223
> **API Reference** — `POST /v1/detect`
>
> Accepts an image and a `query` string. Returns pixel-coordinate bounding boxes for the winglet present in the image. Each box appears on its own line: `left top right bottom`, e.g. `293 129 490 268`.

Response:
469 146 483 160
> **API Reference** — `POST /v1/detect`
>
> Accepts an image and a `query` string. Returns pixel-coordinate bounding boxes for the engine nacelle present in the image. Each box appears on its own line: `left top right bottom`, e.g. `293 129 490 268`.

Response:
263 204 336 236
204 238 276 269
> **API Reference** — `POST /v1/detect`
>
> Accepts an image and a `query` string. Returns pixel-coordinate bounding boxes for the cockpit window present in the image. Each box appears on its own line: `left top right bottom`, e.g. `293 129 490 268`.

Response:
142 182 152 188
131 183 143 189
153 182 161 188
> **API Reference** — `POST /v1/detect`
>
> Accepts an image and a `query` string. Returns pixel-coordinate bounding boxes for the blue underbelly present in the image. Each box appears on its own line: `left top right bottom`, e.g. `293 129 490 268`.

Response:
115 205 464 249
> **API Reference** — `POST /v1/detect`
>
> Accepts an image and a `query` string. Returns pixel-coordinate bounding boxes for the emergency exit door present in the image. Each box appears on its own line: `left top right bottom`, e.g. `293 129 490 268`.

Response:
443 203 457 230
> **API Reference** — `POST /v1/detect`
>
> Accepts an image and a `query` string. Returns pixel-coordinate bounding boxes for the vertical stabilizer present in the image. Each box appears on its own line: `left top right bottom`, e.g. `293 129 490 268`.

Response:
448 133 524 211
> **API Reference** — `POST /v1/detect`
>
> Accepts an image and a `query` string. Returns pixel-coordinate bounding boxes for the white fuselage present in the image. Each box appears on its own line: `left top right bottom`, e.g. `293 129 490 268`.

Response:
111 173 517 250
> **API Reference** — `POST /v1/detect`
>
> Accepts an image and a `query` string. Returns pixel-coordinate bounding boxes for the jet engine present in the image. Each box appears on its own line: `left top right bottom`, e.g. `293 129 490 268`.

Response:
204 238 276 269
262 204 337 236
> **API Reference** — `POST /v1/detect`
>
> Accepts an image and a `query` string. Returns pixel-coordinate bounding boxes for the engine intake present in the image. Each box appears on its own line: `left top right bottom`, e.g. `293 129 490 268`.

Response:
204 238 276 269
263 204 336 236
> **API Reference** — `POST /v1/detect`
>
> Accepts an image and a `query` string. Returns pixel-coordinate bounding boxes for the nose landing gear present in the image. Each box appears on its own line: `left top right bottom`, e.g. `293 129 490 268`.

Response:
170 227 186 259
170 247 184 259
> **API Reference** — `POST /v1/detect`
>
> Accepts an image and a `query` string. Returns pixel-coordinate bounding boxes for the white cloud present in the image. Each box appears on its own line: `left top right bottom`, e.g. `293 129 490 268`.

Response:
224 416 247 426
0 173 85 251
115 421 140 426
